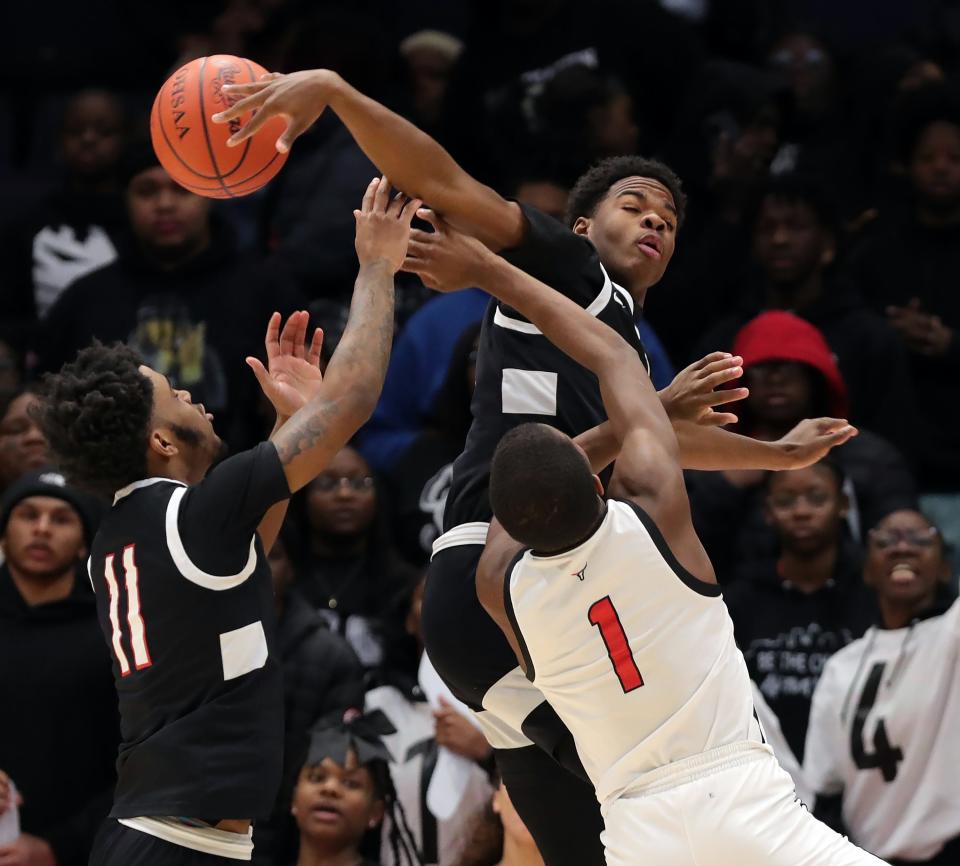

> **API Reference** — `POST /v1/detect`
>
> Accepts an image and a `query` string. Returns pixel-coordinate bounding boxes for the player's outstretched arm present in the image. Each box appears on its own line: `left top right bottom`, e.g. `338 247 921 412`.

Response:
212 71 524 250
270 178 420 493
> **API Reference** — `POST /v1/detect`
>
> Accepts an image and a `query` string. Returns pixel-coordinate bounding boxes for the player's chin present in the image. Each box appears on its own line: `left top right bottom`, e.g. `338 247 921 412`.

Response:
627 255 668 288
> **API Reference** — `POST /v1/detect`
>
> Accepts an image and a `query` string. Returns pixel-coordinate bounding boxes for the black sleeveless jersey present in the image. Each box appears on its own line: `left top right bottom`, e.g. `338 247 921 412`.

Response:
443 205 650 531
88 442 290 819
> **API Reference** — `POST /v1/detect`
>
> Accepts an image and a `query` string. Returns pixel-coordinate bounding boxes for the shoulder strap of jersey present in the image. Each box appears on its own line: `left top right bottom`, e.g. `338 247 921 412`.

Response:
502 548 537 682
612 498 721 598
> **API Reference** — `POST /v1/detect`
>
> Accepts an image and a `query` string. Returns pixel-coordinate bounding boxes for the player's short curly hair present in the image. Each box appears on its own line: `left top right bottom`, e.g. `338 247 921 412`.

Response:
566 155 687 228
490 423 601 553
33 343 153 498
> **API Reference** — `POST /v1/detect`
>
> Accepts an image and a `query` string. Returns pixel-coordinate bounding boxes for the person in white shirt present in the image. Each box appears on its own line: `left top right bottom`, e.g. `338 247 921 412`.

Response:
805 509 960 865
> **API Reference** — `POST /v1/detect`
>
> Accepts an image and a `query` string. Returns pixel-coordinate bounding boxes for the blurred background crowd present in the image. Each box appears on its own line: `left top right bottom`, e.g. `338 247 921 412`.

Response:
1 1 959 865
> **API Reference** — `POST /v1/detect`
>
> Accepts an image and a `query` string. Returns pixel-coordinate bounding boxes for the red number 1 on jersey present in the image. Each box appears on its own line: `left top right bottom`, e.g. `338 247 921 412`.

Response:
588 596 644 693
104 545 152 676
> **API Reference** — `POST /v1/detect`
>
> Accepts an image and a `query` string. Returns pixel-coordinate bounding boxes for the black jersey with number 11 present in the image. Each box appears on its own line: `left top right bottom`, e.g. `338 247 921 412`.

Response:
88 442 290 820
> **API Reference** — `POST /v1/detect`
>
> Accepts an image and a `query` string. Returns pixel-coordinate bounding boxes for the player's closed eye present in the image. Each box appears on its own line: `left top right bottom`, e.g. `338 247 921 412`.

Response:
314 475 375 493
868 527 938 549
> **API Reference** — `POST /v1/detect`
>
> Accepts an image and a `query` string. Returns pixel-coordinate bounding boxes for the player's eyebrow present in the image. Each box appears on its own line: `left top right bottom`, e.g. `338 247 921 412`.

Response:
617 188 678 218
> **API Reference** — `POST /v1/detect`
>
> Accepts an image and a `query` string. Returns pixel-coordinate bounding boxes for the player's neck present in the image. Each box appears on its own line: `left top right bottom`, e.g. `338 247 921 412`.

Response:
296 838 364 866
496 833 546 866
6 561 76 607
777 545 838 593
878 591 938 630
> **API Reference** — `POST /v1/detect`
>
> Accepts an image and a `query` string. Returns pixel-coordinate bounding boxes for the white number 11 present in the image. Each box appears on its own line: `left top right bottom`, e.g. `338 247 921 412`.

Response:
104 545 152 676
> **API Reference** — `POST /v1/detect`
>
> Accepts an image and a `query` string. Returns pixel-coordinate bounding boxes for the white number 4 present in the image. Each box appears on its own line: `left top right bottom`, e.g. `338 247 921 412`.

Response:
104 545 152 675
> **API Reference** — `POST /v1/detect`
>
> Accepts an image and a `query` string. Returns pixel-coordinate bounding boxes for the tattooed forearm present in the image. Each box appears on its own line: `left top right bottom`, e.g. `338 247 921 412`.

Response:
273 400 340 463
321 259 395 398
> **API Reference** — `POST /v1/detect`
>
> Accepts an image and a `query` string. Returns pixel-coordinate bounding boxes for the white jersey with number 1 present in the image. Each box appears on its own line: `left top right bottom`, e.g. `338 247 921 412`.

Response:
504 498 760 806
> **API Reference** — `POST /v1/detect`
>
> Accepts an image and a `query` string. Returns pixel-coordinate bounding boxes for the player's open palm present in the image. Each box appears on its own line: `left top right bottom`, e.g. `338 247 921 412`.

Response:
213 69 331 153
659 352 749 427
403 208 491 292
354 176 422 273
247 310 324 419
779 417 858 468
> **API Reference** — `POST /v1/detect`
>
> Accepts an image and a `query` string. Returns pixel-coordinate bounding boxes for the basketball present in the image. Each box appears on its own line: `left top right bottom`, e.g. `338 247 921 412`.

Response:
150 55 288 199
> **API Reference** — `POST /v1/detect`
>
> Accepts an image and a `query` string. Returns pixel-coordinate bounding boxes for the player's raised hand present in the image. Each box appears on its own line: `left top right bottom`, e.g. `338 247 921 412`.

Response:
403 208 493 292
777 417 858 468
659 352 749 427
247 310 324 419
354 177 422 273
212 69 334 153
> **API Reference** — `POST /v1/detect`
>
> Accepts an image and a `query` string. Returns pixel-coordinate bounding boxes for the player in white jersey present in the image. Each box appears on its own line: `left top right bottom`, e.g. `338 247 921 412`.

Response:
805 509 960 865
403 214 887 866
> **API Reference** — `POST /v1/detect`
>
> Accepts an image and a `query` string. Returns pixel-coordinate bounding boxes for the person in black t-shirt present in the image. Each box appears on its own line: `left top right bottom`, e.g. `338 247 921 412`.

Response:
32 178 419 866
219 74 860 866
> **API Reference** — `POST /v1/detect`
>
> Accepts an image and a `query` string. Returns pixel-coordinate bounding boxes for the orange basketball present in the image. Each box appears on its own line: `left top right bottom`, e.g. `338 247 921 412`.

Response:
150 55 288 199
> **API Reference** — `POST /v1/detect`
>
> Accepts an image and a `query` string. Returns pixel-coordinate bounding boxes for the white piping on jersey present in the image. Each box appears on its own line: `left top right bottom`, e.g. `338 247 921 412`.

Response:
118 817 253 860
493 264 615 334
431 521 490 558
85 555 94 592
113 476 185 505
165 486 257 590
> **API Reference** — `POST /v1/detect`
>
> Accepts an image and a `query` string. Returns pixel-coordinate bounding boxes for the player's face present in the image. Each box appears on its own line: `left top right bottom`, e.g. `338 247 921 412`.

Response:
61 91 125 179
0 393 49 485
2 496 86 580
292 751 384 846
126 167 211 251
140 366 222 466
306 447 377 538
765 465 844 555
909 121 960 210
577 176 677 295
752 198 833 286
743 361 815 427
865 510 947 606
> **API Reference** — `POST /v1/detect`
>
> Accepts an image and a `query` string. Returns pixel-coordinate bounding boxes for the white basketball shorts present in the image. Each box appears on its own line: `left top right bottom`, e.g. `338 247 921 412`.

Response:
601 743 888 866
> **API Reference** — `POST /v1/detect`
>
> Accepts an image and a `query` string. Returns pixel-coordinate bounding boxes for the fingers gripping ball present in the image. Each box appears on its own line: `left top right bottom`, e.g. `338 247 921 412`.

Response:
151 55 288 199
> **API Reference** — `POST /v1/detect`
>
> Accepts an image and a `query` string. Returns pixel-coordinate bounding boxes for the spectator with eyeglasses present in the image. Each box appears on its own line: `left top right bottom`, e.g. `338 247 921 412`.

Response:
804 509 960 865
290 445 417 670
724 458 878 765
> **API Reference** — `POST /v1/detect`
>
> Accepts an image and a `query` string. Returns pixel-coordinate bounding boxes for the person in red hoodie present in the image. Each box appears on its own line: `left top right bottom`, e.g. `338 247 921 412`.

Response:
687 310 918 578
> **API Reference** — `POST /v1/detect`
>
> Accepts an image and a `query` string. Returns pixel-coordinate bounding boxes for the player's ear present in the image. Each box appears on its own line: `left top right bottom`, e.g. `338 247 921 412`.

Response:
572 216 591 237
148 428 179 459
592 474 604 496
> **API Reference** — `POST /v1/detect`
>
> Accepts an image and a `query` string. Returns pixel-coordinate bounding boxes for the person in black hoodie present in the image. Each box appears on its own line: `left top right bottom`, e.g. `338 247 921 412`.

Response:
0 470 116 866
0 89 128 333
37 146 301 450
293 445 417 671
724 458 877 763
687 310 917 577
690 173 914 457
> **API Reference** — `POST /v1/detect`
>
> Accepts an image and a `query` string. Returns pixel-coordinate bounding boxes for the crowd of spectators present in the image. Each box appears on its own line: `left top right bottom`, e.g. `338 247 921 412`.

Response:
1 1 960 864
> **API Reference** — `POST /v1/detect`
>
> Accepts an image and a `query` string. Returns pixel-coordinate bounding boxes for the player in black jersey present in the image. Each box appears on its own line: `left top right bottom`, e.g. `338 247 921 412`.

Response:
32 177 420 866
217 74 858 866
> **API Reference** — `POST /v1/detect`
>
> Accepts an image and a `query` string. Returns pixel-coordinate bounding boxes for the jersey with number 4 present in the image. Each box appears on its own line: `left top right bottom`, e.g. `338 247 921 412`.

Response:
804 598 960 862
505 499 760 806
89 442 289 820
